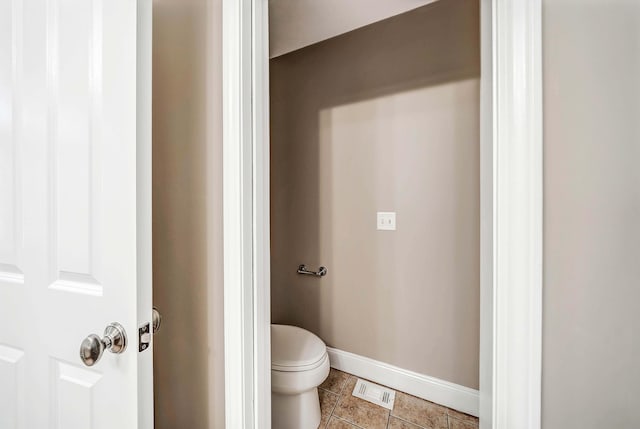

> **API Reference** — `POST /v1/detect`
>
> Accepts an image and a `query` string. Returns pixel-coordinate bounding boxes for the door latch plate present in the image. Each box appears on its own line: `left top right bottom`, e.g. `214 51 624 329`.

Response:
139 323 151 352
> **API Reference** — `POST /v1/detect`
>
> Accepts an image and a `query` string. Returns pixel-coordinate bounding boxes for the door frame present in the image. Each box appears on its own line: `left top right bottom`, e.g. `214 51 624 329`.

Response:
222 0 543 427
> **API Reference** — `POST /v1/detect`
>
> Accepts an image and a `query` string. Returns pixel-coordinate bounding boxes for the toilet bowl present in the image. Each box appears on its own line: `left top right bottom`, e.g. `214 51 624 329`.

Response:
271 324 330 429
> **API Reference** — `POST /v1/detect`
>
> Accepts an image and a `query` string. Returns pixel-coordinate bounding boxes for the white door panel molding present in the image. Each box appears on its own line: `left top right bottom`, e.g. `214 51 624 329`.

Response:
0 0 154 426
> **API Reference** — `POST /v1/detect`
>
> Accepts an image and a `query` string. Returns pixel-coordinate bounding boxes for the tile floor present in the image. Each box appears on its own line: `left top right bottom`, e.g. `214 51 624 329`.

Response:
317 369 478 429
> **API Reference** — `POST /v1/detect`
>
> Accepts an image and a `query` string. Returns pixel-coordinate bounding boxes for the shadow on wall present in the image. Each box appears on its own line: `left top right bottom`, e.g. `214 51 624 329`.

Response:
152 0 224 427
270 0 481 389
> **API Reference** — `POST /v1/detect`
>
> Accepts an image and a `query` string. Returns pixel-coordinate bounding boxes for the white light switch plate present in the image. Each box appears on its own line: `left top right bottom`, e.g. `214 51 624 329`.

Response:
377 212 396 230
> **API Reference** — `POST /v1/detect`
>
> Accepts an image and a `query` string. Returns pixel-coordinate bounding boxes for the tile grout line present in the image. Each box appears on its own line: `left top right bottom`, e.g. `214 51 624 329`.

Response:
327 382 347 429
388 414 431 429
319 372 350 429
338 374 351 395
331 385 347 424
329 375 367 429
318 387 340 429
333 415 368 429
325 388 340 424
328 374 350 427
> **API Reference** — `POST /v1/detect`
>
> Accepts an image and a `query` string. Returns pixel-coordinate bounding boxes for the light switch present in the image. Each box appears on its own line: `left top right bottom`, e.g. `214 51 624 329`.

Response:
377 212 396 230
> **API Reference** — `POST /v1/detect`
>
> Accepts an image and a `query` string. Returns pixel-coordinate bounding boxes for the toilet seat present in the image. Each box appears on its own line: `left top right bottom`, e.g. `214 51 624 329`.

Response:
271 324 327 372
272 354 327 372
271 353 330 395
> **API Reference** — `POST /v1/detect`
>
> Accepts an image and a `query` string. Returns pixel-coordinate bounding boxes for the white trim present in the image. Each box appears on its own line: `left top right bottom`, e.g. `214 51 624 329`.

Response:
222 0 255 427
222 1 543 428
223 0 271 426
136 1 153 427
327 348 479 417
489 1 543 428
252 0 272 426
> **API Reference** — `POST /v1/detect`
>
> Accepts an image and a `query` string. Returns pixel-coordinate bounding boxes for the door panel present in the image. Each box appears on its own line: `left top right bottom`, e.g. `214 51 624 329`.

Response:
50 0 104 296
0 0 23 286
0 1 27 427
0 345 25 429
51 361 103 429
0 0 152 427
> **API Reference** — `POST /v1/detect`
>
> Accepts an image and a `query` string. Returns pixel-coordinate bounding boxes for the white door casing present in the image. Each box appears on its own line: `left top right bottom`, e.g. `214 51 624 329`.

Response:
0 0 153 427
223 1 543 428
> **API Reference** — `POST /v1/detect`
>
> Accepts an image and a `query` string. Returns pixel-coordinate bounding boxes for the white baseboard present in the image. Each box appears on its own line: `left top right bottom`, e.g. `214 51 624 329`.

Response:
326 347 479 417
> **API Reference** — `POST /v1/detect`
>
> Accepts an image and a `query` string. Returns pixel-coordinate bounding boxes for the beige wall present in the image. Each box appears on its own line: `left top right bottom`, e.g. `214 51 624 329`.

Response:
152 0 224 427
269 0 436 58
270 0 481 389
542 1 640 427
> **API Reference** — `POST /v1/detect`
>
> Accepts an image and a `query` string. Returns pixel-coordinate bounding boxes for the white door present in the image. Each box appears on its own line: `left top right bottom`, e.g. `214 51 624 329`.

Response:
0 0 153 427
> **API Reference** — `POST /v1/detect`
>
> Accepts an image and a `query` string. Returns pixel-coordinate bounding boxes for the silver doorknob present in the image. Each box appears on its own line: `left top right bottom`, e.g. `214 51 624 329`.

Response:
152 307 162 334
79 322 127 366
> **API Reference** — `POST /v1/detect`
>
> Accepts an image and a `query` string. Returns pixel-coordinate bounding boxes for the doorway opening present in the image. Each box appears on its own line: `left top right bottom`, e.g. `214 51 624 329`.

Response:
222 0 543 428
270 1 481 427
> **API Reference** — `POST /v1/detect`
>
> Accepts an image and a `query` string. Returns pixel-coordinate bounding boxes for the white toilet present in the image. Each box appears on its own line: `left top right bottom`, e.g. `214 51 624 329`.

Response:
271 324 330 429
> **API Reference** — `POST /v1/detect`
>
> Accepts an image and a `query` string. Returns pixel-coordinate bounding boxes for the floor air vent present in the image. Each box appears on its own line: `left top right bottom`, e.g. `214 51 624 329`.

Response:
352 378 396 410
